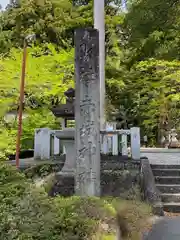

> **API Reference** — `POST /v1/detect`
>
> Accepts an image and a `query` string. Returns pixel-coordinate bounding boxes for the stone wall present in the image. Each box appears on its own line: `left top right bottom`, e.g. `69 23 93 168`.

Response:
46 157 141 199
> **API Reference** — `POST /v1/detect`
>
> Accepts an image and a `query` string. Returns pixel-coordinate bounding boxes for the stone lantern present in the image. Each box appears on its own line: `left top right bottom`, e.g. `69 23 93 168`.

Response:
51 87 75 126
168 129 180 148
51 88 76 175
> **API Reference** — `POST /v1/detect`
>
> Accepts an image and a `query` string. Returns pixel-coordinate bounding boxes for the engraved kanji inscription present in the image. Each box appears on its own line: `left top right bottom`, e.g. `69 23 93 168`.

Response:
75 29 100 196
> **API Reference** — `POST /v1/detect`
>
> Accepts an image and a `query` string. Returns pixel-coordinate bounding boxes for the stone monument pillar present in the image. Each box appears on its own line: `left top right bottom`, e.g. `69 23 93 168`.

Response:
75 28 101 196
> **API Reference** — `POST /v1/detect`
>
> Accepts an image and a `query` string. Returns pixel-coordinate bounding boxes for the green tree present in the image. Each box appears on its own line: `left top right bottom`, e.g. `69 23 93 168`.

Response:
121 0 180 66
110 59 180 144
0 44 74 156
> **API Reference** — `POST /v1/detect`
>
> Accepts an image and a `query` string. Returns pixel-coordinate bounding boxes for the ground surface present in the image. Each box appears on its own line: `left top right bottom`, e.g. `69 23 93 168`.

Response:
140 152 180 165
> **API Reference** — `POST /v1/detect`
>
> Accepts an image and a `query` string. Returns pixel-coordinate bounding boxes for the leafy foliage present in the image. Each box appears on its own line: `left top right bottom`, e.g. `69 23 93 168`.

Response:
1 1 177 239
0 163 153 240
106 0 180 143
0 44 74 156
0 44 74 111
0 163 117 240
0 0 180 152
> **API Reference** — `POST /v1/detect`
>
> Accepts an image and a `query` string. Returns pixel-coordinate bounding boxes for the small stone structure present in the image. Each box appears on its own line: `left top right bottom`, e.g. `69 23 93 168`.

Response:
51 87 75 129
55 129 75 174
168 129 180 148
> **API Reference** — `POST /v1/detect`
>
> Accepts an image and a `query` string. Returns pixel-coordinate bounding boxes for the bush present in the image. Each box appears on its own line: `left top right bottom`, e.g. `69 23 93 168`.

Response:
0 163 116 240
24 163 64 179
0 163 29 203
0 191 116 240
0 163 153 240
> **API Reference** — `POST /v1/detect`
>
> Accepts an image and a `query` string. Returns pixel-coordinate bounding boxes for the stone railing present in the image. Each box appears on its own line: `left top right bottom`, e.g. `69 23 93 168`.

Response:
34 126 140 161
34 128 60 160
101 127 140 160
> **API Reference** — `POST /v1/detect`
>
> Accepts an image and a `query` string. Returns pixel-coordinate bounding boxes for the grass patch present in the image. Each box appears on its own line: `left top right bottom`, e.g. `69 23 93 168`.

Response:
110 198 153 239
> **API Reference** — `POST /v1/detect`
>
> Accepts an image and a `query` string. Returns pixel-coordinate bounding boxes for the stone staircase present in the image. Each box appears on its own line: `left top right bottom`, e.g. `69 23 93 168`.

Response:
152 164 180 213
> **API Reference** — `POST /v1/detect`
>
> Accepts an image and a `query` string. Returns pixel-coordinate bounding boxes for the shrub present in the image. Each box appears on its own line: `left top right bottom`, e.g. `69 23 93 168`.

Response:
0 163 153 240
0 163 29 203
24 163 64 178
0 163 116 240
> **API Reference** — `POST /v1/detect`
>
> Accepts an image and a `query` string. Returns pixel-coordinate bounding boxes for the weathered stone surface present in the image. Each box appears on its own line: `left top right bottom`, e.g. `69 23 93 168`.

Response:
101 169 140 199
48 174 74 197
140 158 164 216
131 127 141 160
101 155 140 170
44 158 141 199
75 28 100 196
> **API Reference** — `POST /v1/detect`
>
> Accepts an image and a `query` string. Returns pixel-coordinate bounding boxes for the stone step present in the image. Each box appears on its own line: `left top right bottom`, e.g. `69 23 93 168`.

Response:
155 176 180 185
156 184 180 193
151 164 180 170
161 193 180 203
163 202 180 213
153 169 180 177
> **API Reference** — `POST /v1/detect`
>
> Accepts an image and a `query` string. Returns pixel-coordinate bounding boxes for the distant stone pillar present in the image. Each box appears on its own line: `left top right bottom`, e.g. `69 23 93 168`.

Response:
112 122 118 155
121 134 128 156
102 122 112 154
34 129 41 159
34 128 51 160
54 136 60 155
61 119 66 154
101 135 108 154
75 28 101 196
130 127 140 160
61 119 66 129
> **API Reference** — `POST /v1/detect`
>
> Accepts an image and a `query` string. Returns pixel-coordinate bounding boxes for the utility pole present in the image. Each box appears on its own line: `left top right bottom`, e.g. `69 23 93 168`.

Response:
15 34 35 168
94 0 105 129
